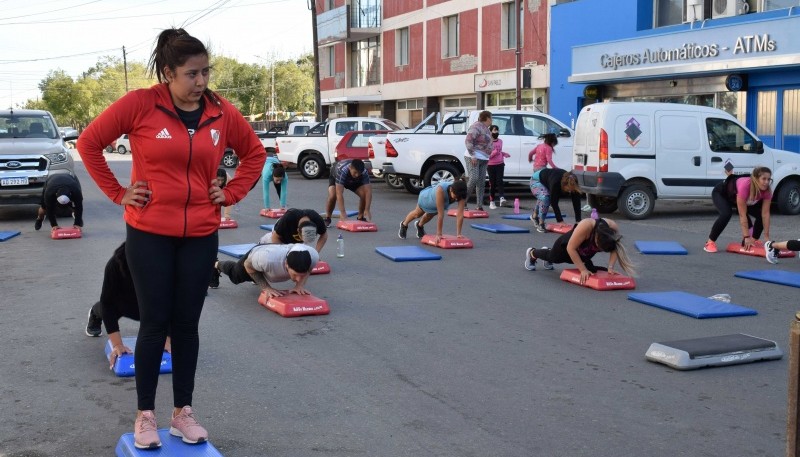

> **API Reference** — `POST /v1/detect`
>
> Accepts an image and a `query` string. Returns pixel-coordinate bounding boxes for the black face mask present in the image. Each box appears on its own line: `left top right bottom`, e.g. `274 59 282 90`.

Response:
491 132 499 139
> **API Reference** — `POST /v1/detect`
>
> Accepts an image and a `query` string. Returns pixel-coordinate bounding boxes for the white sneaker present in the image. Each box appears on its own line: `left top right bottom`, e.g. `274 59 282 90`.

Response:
765 241 779 264
524 248 536 271
499 197 507 207
489 201 497 209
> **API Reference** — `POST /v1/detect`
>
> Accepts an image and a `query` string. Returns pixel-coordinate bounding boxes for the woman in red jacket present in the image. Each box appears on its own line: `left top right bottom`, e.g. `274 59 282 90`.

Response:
77 28 265 450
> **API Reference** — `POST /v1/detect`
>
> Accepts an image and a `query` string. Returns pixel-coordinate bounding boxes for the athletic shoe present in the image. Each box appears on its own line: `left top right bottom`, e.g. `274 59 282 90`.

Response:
398 222 408 239
581 204 592 212
477 206 484 211
536 223 547 233
489 201 497 209
134 410 161 449
414 220 425 238
209 261 220 289
357 216 367 222
85 307 102 337
524 247 536 271
765 241 779 264
703 240 718 253
170 406 208 444
34 218 43 231
543 261 554 270
324 217 332 228
499 197 507 207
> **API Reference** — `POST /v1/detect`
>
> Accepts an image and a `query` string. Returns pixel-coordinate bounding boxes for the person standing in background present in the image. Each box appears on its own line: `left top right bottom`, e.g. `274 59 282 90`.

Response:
463 110 493 211
76 28 266 450
487 124 510 209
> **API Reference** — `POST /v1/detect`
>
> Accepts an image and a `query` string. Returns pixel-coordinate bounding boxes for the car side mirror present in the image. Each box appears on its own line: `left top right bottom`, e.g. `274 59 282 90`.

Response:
558 128 571 138
63 134 78 141
755 140 764 153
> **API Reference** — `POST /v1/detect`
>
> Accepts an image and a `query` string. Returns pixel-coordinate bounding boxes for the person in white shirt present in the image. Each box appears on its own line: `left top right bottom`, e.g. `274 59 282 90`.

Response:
214 243 319 298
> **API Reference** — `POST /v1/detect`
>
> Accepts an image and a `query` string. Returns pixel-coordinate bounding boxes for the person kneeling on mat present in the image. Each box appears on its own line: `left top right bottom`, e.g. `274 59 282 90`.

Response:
324 158 372 226
214 244 319 299
765 239 800 264
85 242 171 369
398 179 467 243
35 173 84 233
523 217 635 284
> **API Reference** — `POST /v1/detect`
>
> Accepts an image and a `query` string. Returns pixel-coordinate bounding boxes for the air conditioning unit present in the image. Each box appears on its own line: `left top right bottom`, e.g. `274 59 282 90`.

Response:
686 0 705 21
712 0 748 18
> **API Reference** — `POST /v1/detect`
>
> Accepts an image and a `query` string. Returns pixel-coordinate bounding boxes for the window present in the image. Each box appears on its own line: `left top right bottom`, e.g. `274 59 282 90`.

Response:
325 0 335 10
442 97 476 109
362 121 383 131
350 37 381 87
706 118 758 153
490 113 514 136
320 46 335 78
398 99 423 110
655 0 683 27
335 121 357 136
519 114 564 137
502 2 523 50
396 27 409 66
762 0 800 11
442 15 459 58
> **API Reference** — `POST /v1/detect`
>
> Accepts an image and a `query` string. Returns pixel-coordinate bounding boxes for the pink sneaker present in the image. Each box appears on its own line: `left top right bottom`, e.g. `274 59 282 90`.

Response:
170 406 208 444
134 410 161 449
703 240 718 253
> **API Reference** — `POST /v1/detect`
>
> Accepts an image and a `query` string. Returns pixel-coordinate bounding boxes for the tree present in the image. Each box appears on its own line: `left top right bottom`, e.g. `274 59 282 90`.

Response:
274 55 315 115
209 56 267 116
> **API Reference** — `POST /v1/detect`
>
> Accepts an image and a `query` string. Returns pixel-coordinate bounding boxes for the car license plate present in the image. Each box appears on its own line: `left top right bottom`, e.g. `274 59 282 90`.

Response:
1 177 29 186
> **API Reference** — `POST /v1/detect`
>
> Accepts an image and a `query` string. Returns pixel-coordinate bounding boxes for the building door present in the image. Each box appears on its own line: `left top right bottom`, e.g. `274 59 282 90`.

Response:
755 87 800 153
409 109 423 128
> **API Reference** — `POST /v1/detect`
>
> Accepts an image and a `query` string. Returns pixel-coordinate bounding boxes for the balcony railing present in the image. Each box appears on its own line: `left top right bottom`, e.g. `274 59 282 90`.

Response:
350 0 381 29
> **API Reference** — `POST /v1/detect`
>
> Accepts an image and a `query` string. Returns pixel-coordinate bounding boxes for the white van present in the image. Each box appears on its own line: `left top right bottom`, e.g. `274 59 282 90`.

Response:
572 102 800 219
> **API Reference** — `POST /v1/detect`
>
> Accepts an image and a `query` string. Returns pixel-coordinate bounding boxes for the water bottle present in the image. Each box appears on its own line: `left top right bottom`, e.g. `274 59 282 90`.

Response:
513 198 520 214
709 294 731 303
336 234 344 258
591 208 598 220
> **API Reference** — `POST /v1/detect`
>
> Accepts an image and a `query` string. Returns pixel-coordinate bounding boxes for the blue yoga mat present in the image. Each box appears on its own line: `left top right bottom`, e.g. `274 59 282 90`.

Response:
218 243 256 258
116 429 223 456
376 246 442 262
628 291 757 319
471 223 530 233
635 241 688 255
322 210 358 217
105 337 171 378
260 224 275 231
501 212 564 221
0 230 20 242
735 270 800 288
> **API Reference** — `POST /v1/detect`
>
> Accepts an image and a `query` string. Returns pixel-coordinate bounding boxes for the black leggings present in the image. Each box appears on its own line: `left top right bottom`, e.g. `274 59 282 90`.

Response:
125 225 217 411
708 188 764 242
532 233 603 272
218 257 253 285
487 164 505 200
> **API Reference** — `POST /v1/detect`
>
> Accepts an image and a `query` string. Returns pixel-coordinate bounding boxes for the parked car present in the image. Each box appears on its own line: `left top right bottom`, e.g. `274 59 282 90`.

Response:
276 117 401 179
221 148 238 168
381 109 572 193
572 102 800 219
332 130 384 173
367 133 423 192
0 109 76 206
114 134 131 154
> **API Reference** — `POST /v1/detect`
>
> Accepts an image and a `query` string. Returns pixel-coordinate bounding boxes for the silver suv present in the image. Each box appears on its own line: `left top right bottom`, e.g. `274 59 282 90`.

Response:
0 109 76 205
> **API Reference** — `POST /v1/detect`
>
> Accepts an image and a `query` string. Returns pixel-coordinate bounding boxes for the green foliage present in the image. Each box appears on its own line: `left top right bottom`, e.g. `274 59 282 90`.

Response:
24 53 316 126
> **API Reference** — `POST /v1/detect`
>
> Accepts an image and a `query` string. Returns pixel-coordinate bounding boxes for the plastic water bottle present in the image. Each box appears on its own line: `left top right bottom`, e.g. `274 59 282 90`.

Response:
591 208 598 220
513 198 520 214
709 294 731 303
336 234 344 258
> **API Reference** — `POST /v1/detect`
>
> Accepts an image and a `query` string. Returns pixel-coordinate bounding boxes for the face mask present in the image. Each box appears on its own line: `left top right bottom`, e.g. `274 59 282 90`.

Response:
491 133 499 139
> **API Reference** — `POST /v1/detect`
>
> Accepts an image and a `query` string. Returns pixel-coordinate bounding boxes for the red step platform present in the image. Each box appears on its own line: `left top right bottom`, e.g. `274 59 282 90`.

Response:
447 208 489 218
260 208 287 218
559 268 636 290
311 260 330 275
51 227 82 239
219 219 238 229
726 241 795 258
258 292 330 317
420 234 473 249
336 220 377 232
545 222 574 234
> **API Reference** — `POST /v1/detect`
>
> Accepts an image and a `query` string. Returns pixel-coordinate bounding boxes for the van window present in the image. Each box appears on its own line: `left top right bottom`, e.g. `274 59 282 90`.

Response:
706 118 758 153
519 114 563 137
491 113 514 136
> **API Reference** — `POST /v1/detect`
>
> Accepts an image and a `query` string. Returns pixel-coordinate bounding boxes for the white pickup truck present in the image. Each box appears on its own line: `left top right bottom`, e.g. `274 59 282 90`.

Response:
276 117 401 179
380 109 574 193
257 122 316 153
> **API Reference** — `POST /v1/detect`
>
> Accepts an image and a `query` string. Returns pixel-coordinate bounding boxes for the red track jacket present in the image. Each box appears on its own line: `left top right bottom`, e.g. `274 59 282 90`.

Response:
77 83 266 237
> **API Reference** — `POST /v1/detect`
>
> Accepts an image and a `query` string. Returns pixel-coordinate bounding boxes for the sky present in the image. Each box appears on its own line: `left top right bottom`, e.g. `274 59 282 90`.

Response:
0 0 314 109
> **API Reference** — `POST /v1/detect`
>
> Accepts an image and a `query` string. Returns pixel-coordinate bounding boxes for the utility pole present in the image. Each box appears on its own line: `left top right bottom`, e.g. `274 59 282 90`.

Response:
122 46 129 92
310 0 321 121
514 0 521 110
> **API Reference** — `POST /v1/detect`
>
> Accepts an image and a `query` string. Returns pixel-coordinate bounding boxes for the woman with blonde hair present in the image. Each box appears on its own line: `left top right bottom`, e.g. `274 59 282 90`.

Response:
530 168 583 232
704 166 772 253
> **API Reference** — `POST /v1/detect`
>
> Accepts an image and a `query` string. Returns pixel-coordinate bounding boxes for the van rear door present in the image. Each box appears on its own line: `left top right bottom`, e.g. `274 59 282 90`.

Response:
573 109 600 171
656 111 707 197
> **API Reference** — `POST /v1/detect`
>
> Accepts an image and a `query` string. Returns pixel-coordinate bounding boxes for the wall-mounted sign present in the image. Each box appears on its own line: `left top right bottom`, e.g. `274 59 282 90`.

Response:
725 74 747 91
583 85 601 99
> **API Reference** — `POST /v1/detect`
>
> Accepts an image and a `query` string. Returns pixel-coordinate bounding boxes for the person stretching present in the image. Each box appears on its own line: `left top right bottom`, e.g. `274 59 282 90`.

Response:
531 169 583 232
398 180 468 243
262 155 288 210
324 159 372 226
523 217 635 285
214 243 319 299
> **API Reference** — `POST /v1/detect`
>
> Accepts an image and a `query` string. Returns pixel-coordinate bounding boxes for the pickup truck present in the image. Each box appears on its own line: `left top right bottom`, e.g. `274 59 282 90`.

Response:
276 117 401 179
257 122 316 153
380 110 574 193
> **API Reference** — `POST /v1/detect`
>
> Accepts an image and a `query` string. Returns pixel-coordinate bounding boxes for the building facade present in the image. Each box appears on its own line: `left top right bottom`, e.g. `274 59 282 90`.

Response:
316 0 551 128
551 0 800 153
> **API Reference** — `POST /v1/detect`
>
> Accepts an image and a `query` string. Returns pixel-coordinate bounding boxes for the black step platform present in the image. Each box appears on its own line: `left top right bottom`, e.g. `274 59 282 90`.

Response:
645 333 783 370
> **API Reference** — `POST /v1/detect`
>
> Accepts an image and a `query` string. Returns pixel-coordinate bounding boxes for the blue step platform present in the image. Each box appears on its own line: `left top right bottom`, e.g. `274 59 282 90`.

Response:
116 429 223 456
259 224 274 231
628 291 757 319
105 337 171 377
470 223 529 233
322 210 358 217
375 246 442 262
634 241 688 255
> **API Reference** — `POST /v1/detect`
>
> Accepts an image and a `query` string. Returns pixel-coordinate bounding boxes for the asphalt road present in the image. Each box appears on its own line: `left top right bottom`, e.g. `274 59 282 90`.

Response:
1 153 798 456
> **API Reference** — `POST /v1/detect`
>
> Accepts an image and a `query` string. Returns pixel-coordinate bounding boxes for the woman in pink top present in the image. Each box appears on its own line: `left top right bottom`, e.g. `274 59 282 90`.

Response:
528 133 558 175
487 125 511 209
704 166 772 253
